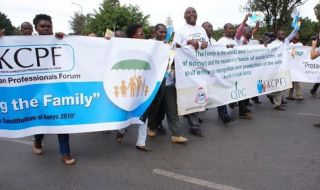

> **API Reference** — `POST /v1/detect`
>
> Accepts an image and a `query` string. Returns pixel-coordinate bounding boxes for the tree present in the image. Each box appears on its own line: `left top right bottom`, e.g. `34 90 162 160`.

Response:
0 12 15 35
299 17 319 45
315 2 320 23
244 0 307 32
85 0 150 36
69 12 87 35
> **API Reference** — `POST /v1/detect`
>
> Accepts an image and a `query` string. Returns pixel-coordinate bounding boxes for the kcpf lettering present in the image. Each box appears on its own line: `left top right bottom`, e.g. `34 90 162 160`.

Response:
0 46 61 69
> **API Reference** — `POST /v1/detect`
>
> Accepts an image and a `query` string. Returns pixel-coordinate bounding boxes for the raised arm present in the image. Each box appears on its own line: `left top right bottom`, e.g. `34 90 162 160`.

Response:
0 29 5 38
252 22 260 37
284 28 298 45
235 14 251 40
311 39 320 60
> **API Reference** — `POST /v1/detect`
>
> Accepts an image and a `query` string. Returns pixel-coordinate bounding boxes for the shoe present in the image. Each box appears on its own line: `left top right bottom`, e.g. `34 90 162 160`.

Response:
116 132 124 143
147 129 156 137
62 155 76 165
313 123 320 127
267 95 274 104
286 97 295 100
274 106 286 111
239 114 252 120
296 97 304 101
171 136 188 143
281 100 288 105
32 142 43 155
189 128 203 137
136 145 152 152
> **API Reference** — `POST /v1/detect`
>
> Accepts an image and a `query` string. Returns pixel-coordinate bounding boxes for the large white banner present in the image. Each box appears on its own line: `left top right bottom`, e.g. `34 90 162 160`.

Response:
0 36 169 138
175 44 292 115
285 45 320 83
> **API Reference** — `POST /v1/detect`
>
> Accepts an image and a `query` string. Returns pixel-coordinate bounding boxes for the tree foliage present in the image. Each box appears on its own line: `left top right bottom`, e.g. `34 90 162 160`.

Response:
69 12 87 35
245 0 307 32
315 2 320 23
85 0 150 36
0 12 15 35
299 17 319 45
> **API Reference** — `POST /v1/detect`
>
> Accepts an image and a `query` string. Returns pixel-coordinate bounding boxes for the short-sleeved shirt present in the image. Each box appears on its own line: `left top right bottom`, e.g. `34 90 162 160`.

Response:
174 24 209 47
217 36 238 46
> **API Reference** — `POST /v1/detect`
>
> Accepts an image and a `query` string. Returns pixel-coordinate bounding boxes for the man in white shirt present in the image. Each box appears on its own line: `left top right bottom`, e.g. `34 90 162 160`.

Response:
287 33 304 101
20 22 33 35
147 23 188 143
173 7 209 137
268 28 298 111
202 22 217 45
216 23 238 123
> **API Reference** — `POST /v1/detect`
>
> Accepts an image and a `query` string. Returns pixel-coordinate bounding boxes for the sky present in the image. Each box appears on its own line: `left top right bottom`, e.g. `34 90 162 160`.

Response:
0 0 318 33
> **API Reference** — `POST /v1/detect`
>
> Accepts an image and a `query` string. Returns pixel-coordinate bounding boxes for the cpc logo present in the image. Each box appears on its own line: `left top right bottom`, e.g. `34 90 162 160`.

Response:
230 81 247 100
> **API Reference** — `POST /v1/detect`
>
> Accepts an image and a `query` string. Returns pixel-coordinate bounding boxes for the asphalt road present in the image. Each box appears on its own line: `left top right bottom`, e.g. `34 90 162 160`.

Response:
0 83 320 190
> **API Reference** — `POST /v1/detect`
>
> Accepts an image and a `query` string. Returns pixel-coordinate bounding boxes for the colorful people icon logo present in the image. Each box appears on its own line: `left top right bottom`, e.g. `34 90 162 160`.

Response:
103 49 156 111
257 80 264 93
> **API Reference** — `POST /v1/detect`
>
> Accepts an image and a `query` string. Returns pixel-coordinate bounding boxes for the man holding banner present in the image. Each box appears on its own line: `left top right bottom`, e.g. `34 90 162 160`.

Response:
173 7 209 137
31 14 75 165
217 23 239 122
147 24 188 143
268 28 298 111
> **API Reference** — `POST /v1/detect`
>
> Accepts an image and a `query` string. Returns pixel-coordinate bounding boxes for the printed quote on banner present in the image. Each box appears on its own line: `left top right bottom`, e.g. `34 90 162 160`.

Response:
175 44 293 115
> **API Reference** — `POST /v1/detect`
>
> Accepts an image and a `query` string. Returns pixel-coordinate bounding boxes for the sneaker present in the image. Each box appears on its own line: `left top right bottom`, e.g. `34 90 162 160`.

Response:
62 155 76 165
171 136 188 143
136 145 152 152
32 142 43 155
147 129 156 137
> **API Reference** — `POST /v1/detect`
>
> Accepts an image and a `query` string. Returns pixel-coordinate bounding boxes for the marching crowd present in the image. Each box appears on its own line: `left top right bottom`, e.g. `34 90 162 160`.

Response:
1 6 320 165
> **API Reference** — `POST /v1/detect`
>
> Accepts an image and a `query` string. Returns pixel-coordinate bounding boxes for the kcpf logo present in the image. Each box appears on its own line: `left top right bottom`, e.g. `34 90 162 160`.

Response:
257 77 286 93
231 81 246 100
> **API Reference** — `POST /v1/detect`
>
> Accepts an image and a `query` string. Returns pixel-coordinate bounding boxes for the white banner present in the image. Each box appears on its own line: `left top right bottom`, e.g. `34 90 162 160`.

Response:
175 44 292 115
0 36 169 138
285 45 320 83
